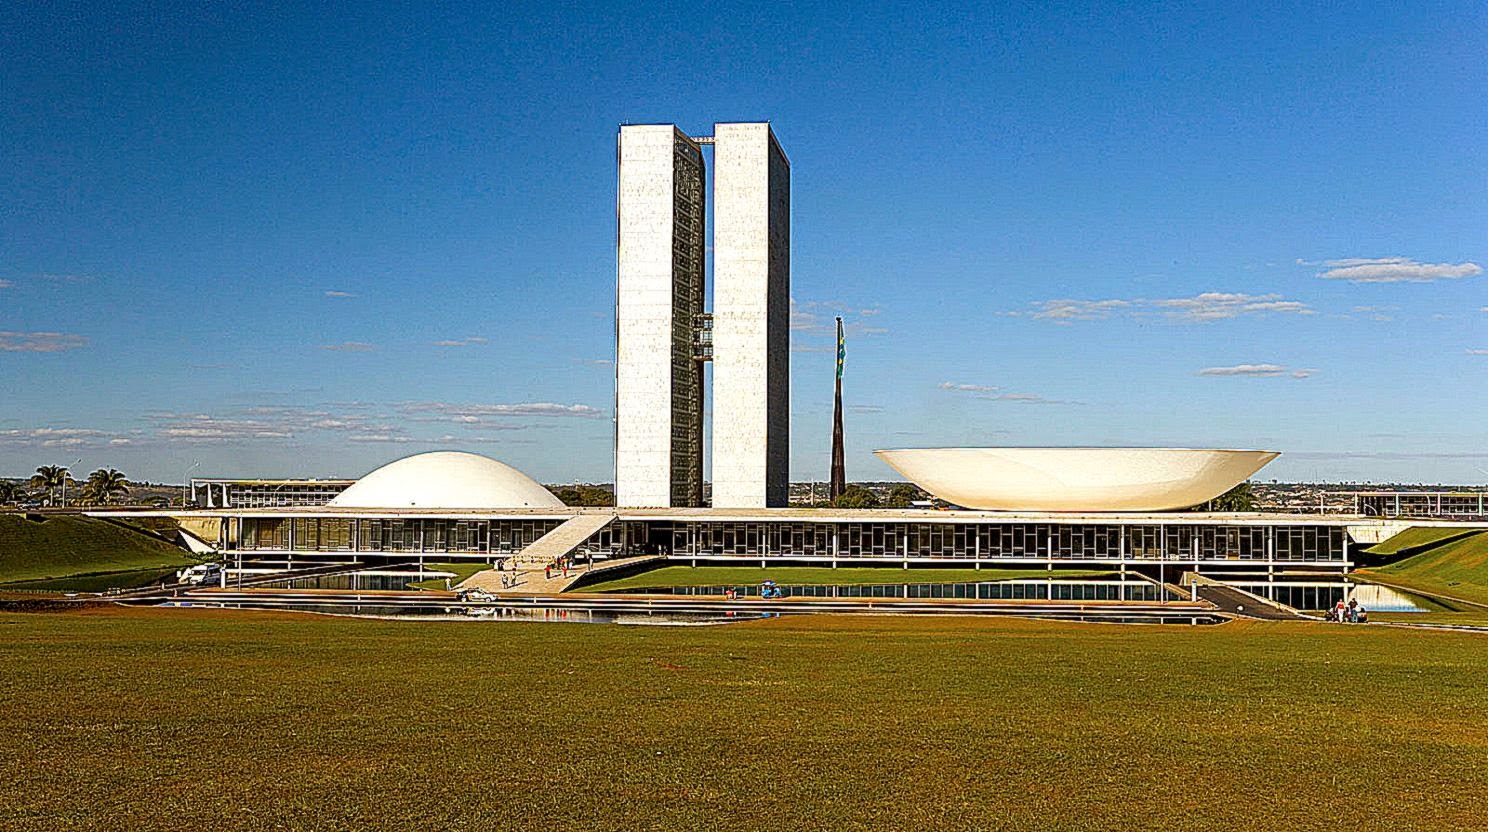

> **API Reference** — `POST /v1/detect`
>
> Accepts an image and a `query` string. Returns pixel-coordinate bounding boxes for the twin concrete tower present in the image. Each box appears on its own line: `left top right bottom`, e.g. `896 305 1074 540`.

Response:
615 123 790 508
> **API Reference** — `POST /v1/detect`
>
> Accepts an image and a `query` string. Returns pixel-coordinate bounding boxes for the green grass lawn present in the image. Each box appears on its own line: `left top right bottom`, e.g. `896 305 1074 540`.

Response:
406 561 488 591
1363 525 1483 556
580 565 1111 592
1355 531 1488 607
0 514 198 586
1370 610 1488 627
3 608 1488 831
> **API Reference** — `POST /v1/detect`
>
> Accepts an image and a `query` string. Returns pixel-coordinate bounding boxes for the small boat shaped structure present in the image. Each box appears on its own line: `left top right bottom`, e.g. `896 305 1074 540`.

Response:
874 447 1279 512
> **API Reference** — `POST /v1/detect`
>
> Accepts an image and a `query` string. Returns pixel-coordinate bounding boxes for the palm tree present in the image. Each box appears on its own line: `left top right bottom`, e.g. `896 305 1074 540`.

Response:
83 468 131 506
0 480 28 505
29 465 68 507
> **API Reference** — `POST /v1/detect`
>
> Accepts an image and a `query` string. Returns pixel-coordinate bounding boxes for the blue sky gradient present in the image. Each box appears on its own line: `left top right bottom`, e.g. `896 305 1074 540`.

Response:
2 1 1484 484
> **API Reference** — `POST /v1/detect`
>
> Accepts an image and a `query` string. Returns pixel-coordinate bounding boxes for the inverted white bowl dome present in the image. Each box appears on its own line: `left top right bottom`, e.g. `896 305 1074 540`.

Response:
874 447 1278 512
329 451 564 509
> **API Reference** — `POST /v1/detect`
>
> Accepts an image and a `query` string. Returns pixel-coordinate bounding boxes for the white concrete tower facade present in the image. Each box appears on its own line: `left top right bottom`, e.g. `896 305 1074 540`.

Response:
711 122 791 508
615 125 706 507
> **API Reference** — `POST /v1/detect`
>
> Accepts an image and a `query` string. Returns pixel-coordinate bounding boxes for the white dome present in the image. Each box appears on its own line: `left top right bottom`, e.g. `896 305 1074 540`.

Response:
329 451 564 509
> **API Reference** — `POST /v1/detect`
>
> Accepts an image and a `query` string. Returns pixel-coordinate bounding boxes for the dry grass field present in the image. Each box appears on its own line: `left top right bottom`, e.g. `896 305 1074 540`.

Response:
4 607 1488 831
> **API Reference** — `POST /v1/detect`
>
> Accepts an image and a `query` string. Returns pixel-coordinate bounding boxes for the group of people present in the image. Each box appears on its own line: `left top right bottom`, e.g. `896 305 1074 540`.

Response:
542 555 573 581
723 581 785 601
1328 597 1369 623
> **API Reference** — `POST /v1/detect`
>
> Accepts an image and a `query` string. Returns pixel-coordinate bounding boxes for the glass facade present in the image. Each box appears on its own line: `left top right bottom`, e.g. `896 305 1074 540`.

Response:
233 516 1348 565
663 521 1346 563
238 517 561 554
1355 492 1488 519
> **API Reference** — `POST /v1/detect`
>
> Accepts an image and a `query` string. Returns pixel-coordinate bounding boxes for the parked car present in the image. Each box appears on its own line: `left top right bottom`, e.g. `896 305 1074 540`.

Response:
176 563 222 585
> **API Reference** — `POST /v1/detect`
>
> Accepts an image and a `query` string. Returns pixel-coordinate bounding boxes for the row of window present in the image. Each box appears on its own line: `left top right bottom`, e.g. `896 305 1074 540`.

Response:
238 518 562 553
1357 494 1488 518
664 522 1347 561
234 518 1347 562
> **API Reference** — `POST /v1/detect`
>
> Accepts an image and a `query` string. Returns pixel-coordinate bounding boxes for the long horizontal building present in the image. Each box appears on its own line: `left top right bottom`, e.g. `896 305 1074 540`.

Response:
1353 491 1488 519
205 506 1355 574
190 478 354 508
135 453 1379 578
101 453 1488 590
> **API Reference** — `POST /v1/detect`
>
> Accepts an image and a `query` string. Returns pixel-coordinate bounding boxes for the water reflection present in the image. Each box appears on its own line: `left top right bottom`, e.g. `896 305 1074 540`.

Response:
163 600 766 626
243 572 437 591
623 579 1182 602
1227 580 1428 613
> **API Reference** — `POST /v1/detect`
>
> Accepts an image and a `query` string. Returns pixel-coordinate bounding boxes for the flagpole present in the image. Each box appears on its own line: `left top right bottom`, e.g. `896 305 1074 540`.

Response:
830 316 846 501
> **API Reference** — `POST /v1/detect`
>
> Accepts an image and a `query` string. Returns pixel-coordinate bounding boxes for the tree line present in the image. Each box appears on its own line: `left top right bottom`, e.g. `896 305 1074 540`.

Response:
0 465 132 507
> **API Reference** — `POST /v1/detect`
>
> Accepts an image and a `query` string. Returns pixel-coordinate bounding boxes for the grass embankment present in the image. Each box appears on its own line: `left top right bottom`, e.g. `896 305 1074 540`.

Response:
1363 526 1482 556
5 609 1488 831
581 565 1111 592
1355 530 1488 608
406 562 487 591
0 515 198 588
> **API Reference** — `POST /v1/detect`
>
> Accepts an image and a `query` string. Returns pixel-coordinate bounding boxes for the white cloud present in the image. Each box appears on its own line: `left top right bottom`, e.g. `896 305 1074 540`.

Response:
1467 349 1488 356
1316 257 1482 284
789 297 819 332
432 336 489 347
1348 305 1396 322
940 381 1073 404
0 331 88 352
1023 293 1311 324
401 402 605 420
0 279 13 289
1198 363 1315 379
1152 293 1313 322
156 416 296 441
791 298 886 337
321 341 374 352
978 392 1072 404
324 290 356 298
0 427 121 448
148 407 394 444
1030 299 1131 322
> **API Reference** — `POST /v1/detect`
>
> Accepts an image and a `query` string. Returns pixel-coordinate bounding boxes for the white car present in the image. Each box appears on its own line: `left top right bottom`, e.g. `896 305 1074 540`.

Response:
176 563 222 586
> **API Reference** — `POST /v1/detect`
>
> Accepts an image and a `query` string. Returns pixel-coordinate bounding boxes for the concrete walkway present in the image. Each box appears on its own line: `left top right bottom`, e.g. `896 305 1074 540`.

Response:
512 513 617 566
458 554 665 596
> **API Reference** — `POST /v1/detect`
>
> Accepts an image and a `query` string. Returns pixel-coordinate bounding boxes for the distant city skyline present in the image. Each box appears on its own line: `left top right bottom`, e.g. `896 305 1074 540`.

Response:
2 2 1484 484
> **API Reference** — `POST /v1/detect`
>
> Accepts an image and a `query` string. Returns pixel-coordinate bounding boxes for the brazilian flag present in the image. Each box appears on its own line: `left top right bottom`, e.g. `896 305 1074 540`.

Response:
835 317 845 380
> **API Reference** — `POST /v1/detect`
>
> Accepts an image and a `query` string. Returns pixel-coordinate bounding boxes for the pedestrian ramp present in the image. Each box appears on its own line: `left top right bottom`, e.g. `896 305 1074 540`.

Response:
1181 573 1306 620
455 513 619 595
513 513 617 567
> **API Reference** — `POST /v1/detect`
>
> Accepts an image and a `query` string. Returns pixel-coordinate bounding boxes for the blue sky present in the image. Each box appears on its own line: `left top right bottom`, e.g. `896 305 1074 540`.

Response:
2 1 1484 485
